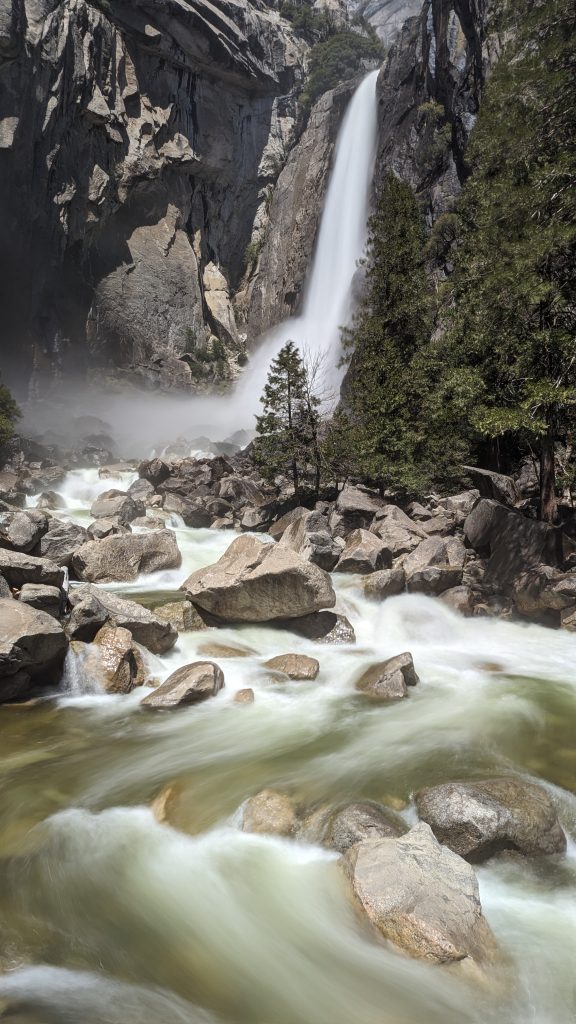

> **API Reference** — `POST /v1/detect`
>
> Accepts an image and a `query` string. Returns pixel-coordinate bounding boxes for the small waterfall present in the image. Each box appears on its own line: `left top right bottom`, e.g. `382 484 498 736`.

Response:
231 69 380 416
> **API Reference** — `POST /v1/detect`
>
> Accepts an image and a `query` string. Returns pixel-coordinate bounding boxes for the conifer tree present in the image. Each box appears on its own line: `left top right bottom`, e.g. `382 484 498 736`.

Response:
253 341 321 497
0 378 20 449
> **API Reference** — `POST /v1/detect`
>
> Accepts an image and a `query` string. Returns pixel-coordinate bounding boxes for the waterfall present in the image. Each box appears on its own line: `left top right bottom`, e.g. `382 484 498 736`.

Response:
231 69 380 417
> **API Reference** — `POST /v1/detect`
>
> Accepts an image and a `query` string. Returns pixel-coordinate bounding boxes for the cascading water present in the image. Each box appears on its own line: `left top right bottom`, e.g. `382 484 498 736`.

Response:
231 69 380 414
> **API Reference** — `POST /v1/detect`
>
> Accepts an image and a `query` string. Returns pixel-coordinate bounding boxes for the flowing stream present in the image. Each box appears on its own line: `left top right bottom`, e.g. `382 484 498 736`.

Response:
1 468 576 1023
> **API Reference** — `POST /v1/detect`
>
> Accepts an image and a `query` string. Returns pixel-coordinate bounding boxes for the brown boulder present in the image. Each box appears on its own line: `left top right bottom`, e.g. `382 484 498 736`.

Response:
264 653 320 680
355 653 419 701
141 661 224 709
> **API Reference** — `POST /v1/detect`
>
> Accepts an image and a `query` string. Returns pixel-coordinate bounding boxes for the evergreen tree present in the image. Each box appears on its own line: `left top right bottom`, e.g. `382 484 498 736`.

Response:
253 341 321 497
340 173 436 494
0 378 20 450
433 0 576 522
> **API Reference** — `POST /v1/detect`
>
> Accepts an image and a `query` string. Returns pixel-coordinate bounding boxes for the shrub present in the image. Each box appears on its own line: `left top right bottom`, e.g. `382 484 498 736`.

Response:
299 28 384 125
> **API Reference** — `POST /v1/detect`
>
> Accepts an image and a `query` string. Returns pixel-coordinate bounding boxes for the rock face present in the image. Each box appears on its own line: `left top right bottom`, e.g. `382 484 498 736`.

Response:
0 0 307 387
71 530 181 583
0 598 68 701
416 778 567 862
142 660 224 709
342 822 499 969
67 584 177 653
182 535 336 622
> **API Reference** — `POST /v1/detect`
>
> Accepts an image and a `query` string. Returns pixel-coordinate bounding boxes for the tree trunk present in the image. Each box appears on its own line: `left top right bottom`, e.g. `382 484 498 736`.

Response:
539 429 558 523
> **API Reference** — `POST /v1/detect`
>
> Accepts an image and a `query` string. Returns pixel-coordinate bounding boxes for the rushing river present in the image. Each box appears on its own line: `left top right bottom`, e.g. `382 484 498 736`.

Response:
0 467 574 1024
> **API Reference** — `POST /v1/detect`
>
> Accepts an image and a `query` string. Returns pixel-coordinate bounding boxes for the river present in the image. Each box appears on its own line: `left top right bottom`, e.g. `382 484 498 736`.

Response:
0 467 575 1024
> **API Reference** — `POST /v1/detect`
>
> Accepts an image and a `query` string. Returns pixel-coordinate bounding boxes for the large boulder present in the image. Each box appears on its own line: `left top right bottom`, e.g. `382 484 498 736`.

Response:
415 778 566 862
329 485 385 538
141 661 224 708
19 583 63 618
127 478 156 504
370 505 427 556
90 489 145 525
279 510 342 571
71 530 181 583
0 599 68 701
355 653 419 701
67 585 177 653
0 550 64 589
364 567 405 600
182 535 335 622
138 458 170 487
0 509 49 553
342 822 499 970
463 466 519 507
274 610 356 644
464 499 568 589
87 517 131 540
153 599 208 632
302 801 406 853
242 789 298 836
335 529 391 575
82 625 146 694
264 653 320 680
37 520 89 568
406 565 463 595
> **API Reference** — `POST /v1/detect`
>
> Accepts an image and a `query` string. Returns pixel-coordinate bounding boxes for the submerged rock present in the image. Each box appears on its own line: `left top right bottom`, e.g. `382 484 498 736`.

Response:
242 789 298 837
342 822 499 970
182 534 335 622
263 653 320 680
234 687 255 704
141 661 224 709
415 778 566 862
71 530 181 583
355 653 419 701
67 585 177 654
0 598 68 701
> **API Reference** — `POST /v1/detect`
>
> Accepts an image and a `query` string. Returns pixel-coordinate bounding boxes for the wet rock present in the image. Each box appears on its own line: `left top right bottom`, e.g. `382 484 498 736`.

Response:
277 610 356 644
127 478 156 504
67 585 177 654
242 789 297 836
36 490 67 510
37 520 89 568
264 653 320 680
415 778 567 862
440 586 475 616
83 625 146 694
329 485 385 538
153 599 206 633
355 653 419 701
0 550 64 589
87 517 131 540
198 641 255 658
19 583 63 618
90 489 145 526
305 801 407 853
342 822 499 969
279 510 342 572
405 564 463 595
463 466 520 507
0 598 68 701
182 534 335 622
0 509 49 553
370 505 427 556
335 528 391 575
234 687 255 704
364 567 405 600
71 530 181 583
138 459 170 488
141 661 224 709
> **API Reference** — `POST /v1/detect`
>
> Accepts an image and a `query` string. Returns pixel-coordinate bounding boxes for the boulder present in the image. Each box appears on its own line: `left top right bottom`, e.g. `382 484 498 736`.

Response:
370 506 427 556
0 550 64 589
406 565 463 595
197 641 254 658
464 499 567 589
0 509 49 553
0 573 11 598
90 489 145 524
355 653 419 701
67 585 177 653
0 599 68 701
335 529 391 575
364 567 405 600
463 466 520 507
306 801 406 853
329 485 385 538
419 514 454 536
269 506 308 541
35 490 67 511
83 625 146 694
402 536 456 576
279 510 342 572
38 520 89 568
275 610 356 644
71 530 181 583
138 458 170 487
342 823 499 969
440 586 475 616
19 583 63 618
234 687 255 704
153 599 207 632
264 653 320 680
216 475 266 510
141 661 224 708
87 517 131 540
240 506 274 532
127 478 156 504
436 490 479 524
182 535 335 622
242 789 297 836
415 778 566 862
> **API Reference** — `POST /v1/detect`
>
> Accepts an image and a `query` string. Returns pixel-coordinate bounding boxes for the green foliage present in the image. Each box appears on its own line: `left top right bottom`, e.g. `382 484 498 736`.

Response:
429 0 576 518
253 341 321 497
299 29 384 124
243 238 264 272
279 0 334 41
0 380 20 449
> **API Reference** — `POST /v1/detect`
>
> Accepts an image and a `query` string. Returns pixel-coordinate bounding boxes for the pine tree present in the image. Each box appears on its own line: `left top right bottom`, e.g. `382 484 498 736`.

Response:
253 341 321 497
340 173 436 494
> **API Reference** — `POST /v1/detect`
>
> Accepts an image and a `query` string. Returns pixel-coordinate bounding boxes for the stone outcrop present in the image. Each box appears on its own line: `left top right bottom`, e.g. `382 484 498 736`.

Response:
342 822 499 971
0 598 68 701
416 778 566 862
0 0 308 388
182 534 336 622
